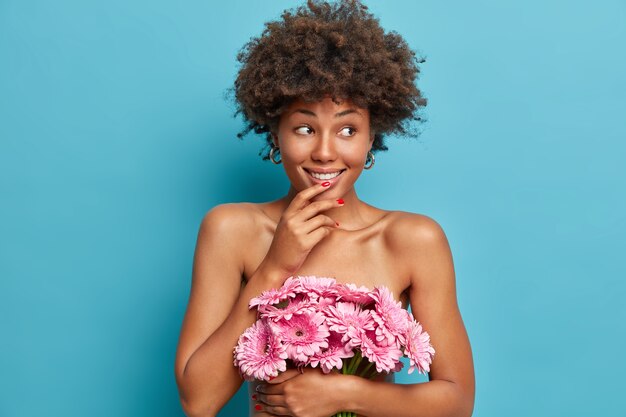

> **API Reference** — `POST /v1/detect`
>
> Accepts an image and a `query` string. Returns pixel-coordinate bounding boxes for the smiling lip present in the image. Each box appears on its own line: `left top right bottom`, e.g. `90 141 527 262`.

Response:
305 167 345 173
304 168 346 185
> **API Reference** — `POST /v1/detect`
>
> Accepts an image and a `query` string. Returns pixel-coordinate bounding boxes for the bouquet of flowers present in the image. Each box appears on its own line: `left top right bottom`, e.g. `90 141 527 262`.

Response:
234 275 435 417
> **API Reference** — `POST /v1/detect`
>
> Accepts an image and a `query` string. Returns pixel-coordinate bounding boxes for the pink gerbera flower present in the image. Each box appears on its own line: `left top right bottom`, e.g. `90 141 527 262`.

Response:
295 275 338 300
371 286 411 347
309 331 355 373
249 277 300 309
316 295 339 309
358 330 403 374
259 295 315 322
324 302 375 348
404 320 436 374
336 283 375 305
271 312 330 362
233 320 288 381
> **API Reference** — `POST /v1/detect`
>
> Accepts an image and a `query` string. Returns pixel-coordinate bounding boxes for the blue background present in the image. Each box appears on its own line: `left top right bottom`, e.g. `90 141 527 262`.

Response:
1 0 625 416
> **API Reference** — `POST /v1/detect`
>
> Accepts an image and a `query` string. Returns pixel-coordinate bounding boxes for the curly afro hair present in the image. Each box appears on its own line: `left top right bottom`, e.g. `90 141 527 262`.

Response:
232 0 427 161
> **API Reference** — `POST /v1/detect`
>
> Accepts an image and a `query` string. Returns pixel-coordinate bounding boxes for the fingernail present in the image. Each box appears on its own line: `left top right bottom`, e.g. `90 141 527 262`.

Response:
337 198 344 204
251 394 257 400
269 376 275 381
322 181 331 187
335 222 339 227
255 404 262 411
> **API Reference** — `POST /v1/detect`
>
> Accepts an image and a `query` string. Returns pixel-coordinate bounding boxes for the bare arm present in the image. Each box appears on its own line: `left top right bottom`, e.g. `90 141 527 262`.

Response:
174 204 286 417
342 215 475 417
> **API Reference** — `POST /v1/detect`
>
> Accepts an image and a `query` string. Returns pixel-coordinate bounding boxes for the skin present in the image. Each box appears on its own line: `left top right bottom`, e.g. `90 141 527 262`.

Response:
174 97 475 417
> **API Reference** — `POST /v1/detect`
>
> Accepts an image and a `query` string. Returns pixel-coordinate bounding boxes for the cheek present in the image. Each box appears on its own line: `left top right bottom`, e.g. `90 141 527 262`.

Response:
337 142 370 165
280 142 308 163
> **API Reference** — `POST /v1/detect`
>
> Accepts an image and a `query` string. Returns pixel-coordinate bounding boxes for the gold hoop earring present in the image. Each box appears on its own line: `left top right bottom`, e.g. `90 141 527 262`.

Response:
269 145 282 164
364 151 375 170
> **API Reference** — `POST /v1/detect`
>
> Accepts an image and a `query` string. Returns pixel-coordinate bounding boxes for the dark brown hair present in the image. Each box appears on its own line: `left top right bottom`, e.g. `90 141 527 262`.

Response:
231 0 427 160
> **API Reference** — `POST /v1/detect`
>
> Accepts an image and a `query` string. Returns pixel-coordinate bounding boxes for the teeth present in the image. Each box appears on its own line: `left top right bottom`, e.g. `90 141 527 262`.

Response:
308 170 343 180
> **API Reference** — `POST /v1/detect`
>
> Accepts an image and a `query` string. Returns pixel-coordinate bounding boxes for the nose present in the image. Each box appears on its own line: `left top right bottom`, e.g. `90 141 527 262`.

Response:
310 131 337 163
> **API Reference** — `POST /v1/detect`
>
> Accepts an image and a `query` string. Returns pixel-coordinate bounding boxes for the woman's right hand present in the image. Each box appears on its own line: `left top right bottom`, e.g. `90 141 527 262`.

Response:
262 182 344 282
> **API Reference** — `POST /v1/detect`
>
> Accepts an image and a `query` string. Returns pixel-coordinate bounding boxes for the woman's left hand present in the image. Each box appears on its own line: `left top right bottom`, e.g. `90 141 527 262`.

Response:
254 367 345 417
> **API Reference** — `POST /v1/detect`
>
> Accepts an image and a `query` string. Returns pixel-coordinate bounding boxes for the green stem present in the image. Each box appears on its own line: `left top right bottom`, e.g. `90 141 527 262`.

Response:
348 353 363 374
358 360 374 377
367 367 381 380
346 352 359 374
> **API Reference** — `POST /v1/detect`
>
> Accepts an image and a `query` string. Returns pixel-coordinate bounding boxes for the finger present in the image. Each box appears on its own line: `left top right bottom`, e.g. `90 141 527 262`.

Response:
295 198 344 222
286 182 332 212
257 404 291 416
299 365 324 375
304 225 332 245
256 383 277 395
301 214 338 234
257 393 286 408
267 368 300 384
255 381 285 395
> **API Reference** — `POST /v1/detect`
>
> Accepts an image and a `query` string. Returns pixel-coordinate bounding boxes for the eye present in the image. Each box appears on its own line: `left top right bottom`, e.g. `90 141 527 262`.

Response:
294 126 314 135
339 126 357 137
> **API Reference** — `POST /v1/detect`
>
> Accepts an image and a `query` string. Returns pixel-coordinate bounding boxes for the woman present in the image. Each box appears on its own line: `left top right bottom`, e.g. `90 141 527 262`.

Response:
175 1 475 416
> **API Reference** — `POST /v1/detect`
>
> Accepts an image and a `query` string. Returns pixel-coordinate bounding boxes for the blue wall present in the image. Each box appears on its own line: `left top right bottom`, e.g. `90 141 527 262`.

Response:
1 1 624 416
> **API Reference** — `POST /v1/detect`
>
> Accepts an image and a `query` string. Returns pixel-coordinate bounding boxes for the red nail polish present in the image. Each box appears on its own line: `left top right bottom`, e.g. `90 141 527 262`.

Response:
337 198 344 204
252 394 257 400
269 376 275 381
322 181 331 187
255 404 262 411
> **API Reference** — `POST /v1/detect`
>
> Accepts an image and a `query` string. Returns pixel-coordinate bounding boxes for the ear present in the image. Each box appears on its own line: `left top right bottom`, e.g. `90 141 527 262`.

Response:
369 131 375 147
271 132 279 148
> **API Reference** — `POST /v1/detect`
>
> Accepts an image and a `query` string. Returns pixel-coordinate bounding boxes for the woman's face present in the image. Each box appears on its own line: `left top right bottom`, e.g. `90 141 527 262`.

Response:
273 96 374 200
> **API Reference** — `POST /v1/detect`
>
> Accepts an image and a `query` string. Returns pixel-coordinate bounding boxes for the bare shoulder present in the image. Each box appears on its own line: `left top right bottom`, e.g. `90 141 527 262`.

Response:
382 210 454 287
199 202 260 237
384 210 450 250
195 202 265 262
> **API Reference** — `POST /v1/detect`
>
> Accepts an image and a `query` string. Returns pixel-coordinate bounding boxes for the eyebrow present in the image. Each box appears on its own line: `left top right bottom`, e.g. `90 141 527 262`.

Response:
292 108 362 118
